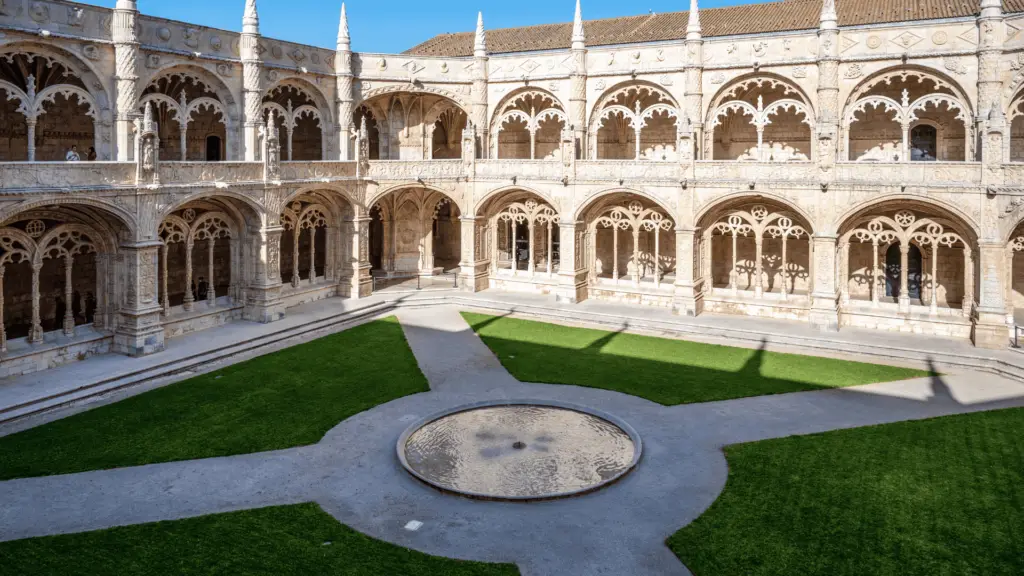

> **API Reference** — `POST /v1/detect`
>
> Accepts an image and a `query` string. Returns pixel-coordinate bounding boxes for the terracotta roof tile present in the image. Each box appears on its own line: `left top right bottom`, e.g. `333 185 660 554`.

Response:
404 0 1022 57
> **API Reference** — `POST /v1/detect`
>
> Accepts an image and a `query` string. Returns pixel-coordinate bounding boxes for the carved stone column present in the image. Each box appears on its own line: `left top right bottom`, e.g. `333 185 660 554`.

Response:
973 241 1009 348
459 216 489 292
979 0 1005 180
673 227 701 316
335 4 354 161
808 234 840 331
244 224 286 323
816 0 840 178
114 242 165 357
241 0 263 161
570 0 587 156
555 220 588 303
684 0 704 161
472 13 489 158
113 0 140 161
347 215 373 298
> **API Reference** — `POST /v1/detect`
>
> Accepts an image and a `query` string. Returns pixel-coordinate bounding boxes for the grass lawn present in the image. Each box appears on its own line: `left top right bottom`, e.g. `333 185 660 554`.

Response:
0 503 520 576
461 312 930 405
667 407 1024 576
0 317 428 480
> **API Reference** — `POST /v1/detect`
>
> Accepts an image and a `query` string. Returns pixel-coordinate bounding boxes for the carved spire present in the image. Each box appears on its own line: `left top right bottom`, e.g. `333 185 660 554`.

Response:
243 0 260 35
337 3 351 51
571 0 585 49
819 0 837 30
115 0 138 10
143 100 153 127
474 12 487 57
686 0 701 39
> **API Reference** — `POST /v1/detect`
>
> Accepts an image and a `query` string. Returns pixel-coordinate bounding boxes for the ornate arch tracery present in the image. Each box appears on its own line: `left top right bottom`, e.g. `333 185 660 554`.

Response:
842 68 974 162
262 83 327 161
706 75 815 162
141 69 232 161
0 52 105 161
589 82 681 161
491 89 567 160
490 199 560 277
704 204 810 299
839 210 972 316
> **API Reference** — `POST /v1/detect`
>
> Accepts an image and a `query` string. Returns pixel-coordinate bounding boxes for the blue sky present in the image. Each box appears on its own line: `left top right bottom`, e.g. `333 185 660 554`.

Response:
80 0 757 54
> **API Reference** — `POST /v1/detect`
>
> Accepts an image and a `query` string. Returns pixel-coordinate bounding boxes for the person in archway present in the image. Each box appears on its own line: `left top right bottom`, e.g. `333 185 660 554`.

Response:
87 147 97 161
84 292 96 324
65 145 81 162
196 276 208 302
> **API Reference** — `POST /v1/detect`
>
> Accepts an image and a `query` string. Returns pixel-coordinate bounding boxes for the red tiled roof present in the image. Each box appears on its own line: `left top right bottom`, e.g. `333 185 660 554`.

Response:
405 0 1020 57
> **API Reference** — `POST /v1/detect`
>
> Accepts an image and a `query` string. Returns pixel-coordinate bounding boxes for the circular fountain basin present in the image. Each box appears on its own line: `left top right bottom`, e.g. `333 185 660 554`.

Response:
397 400 642 501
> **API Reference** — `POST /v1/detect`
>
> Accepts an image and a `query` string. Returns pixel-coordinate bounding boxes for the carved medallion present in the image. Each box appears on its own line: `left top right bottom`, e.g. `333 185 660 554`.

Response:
866 35 882 49
157 27 172 42
931 31 948 45
209 35 223 51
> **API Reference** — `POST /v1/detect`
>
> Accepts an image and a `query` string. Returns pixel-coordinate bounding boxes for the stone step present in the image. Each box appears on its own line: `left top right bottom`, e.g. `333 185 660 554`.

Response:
0 301 394 425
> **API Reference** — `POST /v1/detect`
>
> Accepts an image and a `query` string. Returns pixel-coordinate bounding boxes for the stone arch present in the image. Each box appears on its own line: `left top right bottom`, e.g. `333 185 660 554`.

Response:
832 195 978 240
282 185 358 219
368 186 462 275
0 43 113 160
142 63 240 160
473 184 561 218
489 87 567 160
841 66 974 162
705 73 815 162
158 190 265 229
588 81 681 161
368 183 467 217
574 187 675 223
262 77 333 160
1008 86 1024 163
358 90 468 160
578 191 677 291
0 197 137 239
480 190 562 278
835 199 976 320
0 203 129 346
695 191 816 234
695 194 815 305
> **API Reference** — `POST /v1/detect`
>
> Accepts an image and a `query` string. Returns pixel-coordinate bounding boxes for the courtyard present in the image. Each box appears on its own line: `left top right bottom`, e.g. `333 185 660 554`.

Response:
0 300 1022 576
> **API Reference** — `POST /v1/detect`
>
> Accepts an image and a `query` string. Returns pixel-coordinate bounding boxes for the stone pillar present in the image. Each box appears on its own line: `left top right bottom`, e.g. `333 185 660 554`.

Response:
816 0 840 176
973 241 1009 348
673 226 701 316
114 242 165 357
570 0 587 156
113 0 140 161
335 4 354 161
347 215 373 298
808 234 840 331
979 0 1006 176
555 220 588 303
472 13 489 158
241 0 263 161
459 216 489 292
684 0 704 161
244 224 286 323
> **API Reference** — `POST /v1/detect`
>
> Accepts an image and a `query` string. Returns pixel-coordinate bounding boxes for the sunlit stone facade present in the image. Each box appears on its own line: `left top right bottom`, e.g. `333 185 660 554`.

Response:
1 0 1024 376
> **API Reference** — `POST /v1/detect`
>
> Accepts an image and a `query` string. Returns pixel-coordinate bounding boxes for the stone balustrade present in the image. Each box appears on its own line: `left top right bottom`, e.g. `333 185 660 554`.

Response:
0 159 1010 193
475 160 564 181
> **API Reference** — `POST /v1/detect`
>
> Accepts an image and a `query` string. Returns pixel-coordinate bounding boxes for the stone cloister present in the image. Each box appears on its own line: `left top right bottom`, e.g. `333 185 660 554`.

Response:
2 0 1024 377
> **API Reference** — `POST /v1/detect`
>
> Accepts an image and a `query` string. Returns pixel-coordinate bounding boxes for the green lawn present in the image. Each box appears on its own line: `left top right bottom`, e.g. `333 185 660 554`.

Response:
0 503 520 576
0 317 428 480
667 407 1024 576
462 312 930 405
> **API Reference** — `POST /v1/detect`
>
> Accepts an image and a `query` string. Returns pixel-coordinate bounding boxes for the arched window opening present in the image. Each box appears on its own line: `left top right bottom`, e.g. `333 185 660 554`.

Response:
369 189 462 287
262 84 325 161
707 77 813 162
0 53 101 161
141 72 227 162
843 70 972 162
157 205 238 317
839 208 972 318
591 84 680 161
491 90 566 160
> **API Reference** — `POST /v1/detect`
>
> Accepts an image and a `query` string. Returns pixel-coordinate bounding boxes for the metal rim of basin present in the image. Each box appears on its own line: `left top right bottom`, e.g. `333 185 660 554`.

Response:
396 399 643 502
